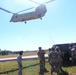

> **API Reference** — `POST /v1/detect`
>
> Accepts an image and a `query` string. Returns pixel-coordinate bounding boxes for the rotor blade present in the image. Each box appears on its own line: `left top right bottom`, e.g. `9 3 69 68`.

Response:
29 0 55 5
29 0 41 5
44 0 55 4
0 7 14 14
16 7 35 13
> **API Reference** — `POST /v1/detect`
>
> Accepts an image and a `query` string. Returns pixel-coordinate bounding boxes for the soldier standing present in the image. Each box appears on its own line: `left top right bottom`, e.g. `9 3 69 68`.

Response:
48 48 52 62
17 51 23 75
49 47 61 75
37 47 48 75
55 46 63 73
48 48 52 54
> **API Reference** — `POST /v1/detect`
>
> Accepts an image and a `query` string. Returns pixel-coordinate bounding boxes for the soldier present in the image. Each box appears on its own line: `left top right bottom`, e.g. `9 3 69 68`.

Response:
48 48 52 54
48 48 52 62
17 51 23 75
37 47 48 75
49 47 60 75
71 45 76 63
55 46 64 73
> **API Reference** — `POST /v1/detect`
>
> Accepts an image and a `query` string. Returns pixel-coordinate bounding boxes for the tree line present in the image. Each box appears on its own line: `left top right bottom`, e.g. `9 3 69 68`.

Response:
0 49 19 55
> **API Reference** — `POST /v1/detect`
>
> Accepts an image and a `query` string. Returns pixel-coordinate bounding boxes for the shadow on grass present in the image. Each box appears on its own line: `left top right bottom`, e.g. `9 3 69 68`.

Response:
60 71 69 75
0 63 39 74
23 63 39 69
0 61 76 74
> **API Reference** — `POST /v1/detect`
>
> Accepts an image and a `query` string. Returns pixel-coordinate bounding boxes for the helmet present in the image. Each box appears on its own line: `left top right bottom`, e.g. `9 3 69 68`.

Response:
51 47 55 51
19 51 23 55
55 46 60 51
55 46 59 49
49 48 52 51
38 47 42 50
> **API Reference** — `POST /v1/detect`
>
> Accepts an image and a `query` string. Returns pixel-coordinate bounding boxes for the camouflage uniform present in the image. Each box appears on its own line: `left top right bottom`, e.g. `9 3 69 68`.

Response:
37 47 46 75
71 46 76 63
48 48 52 62
55 46 63 73
17 51 23 75
49 48 60 75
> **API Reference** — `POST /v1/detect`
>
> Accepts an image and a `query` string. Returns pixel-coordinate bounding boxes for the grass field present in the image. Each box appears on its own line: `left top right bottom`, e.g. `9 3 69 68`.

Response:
0 51 76 75
0 59 76 75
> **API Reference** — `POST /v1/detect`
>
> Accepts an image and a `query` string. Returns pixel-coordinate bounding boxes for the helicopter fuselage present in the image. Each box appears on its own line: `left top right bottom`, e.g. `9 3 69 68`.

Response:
10 4 47 22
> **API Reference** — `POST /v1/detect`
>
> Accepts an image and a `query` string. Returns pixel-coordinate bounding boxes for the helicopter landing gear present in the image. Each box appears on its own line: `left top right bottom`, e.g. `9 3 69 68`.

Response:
25 21 26 23
40 18 42 20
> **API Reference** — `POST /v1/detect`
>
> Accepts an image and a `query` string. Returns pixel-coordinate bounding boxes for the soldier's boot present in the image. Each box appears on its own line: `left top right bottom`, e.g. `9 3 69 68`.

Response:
39 69 44 75
57 70 61 75
39 72 44 75
44 68 49 73
57 71 61 75
50 72 53 75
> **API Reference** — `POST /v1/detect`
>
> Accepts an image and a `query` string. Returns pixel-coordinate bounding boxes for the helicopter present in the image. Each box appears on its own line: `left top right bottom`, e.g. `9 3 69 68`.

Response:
0 0 55 23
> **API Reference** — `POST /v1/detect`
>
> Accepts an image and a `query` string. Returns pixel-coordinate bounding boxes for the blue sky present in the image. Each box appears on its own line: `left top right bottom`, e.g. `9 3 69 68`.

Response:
0 0 76 51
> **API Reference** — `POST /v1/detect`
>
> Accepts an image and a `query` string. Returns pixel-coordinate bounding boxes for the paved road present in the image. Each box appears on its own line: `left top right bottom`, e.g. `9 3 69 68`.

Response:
0 54 48 62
